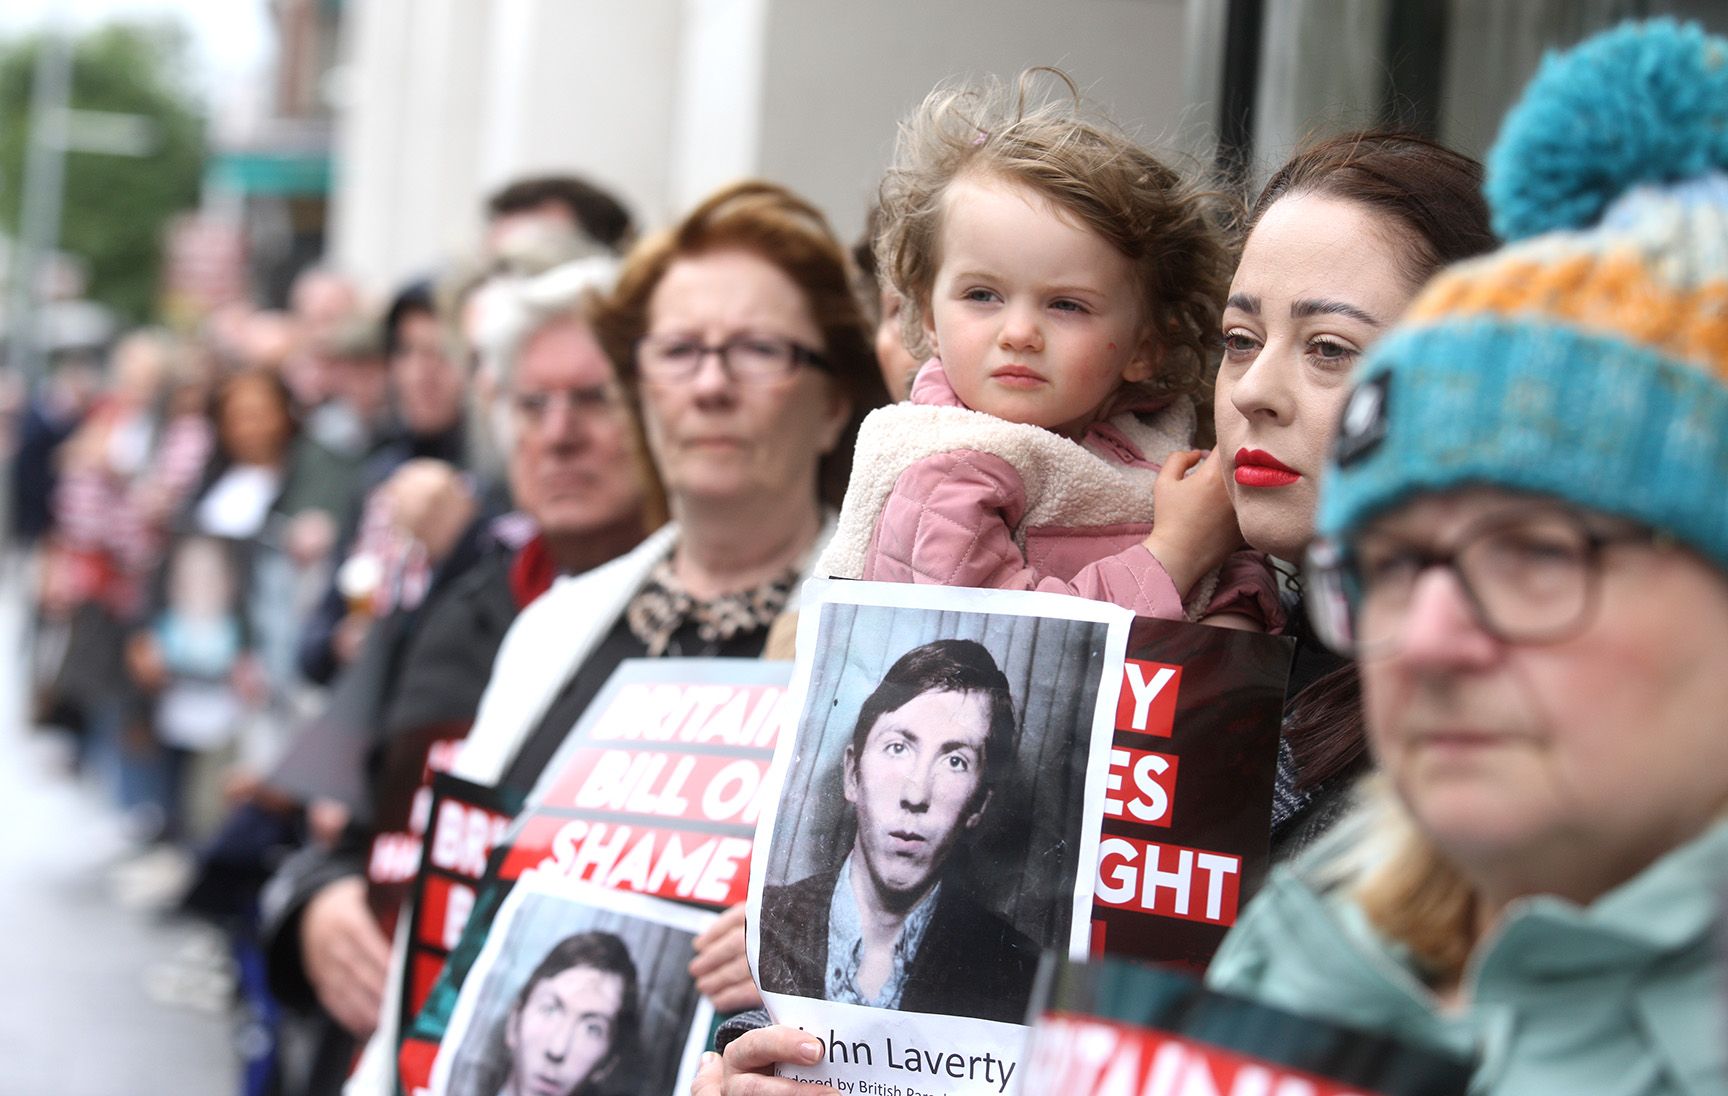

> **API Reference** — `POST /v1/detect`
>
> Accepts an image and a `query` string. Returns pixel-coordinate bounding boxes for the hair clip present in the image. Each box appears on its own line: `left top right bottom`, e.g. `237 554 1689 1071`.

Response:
972 129 989 147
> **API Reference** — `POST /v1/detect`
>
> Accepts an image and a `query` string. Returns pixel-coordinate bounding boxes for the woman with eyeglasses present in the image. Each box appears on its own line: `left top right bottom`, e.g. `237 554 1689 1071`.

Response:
1206 22 1728 1091
1214 131 1495 861
438 180 887 1015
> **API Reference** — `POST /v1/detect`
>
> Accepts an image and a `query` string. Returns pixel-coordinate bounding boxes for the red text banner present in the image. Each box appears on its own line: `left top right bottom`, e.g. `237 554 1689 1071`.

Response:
500 670 787 913
365 728 469 937
1090 618 1290 967
1026 1014 1374 1096
496 815 753 907
395 660 794 1093
534 747 772 826
1026 957 1473 1096
1103 745 1179 828
503 675 785 912
1096 837 1242 926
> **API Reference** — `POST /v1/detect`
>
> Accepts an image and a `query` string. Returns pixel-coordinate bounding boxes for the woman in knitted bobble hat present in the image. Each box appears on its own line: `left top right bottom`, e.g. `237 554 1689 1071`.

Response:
1203 20 1728 1093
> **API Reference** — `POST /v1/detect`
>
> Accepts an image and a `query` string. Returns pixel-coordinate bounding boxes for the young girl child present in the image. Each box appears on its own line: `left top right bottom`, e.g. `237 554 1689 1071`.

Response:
818 72 1279 628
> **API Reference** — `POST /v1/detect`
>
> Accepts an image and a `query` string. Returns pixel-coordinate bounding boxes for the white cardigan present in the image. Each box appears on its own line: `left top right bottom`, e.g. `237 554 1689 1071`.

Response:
452 521 681 785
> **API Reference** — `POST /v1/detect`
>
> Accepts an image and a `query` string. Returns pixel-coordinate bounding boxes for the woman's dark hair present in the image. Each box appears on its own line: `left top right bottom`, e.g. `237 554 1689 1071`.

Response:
1248 130 1497 287
1283 661 1367 790
212 367 298 463
1251 132 1496 795
592 180 891 508
848 639 1018 805
482 931 642 1096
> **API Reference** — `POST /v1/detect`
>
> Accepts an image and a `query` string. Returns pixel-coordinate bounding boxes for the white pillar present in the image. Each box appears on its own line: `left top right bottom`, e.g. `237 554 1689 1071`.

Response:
481 0 684 227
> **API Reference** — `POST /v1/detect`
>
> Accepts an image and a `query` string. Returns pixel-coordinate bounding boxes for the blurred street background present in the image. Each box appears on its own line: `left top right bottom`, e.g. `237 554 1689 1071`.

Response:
0 558 236 1095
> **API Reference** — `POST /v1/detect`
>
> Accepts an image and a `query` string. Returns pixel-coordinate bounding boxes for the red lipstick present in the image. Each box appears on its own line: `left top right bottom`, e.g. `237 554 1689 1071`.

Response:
1234 447 1301 488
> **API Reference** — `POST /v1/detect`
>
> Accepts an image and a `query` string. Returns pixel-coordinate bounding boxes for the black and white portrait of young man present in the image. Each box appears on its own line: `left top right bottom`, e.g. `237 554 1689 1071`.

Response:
755 590 1119 1027
434 879 715 1096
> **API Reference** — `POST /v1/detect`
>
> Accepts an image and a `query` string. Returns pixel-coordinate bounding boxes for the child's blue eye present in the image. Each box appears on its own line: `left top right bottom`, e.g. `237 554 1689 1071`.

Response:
1050 299 1087 314
963 288 998 303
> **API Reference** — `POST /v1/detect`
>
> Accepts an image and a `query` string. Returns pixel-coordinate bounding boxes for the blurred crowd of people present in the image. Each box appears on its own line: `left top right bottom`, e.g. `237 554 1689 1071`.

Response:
4 173 683 1092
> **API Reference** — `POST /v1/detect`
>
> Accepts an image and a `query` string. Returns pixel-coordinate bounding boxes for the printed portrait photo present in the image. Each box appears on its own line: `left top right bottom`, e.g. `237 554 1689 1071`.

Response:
756 594 1114 1026
432 878 714 1096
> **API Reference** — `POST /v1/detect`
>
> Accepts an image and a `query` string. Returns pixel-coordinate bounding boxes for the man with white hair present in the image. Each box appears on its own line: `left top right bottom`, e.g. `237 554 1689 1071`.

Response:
261 259 652 1092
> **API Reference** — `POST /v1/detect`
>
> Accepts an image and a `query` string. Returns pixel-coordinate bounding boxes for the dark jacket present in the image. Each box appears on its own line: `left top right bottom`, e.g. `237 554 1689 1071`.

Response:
294 424 471 685
262 546 520 1007
1269 590 1367 865
757 866 1039 1025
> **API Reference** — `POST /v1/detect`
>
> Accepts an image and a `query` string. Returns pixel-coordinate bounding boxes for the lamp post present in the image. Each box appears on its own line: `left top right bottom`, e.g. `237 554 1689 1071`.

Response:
3 23 72 389
3 25 160 389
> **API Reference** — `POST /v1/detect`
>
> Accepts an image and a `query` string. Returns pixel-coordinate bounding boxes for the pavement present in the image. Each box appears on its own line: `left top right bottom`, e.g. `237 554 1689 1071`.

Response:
0 563 238 1096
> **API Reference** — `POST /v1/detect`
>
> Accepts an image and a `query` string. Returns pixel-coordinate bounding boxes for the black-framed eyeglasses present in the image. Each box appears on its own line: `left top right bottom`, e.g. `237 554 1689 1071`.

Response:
1304 505 1664 657
634 333 828 383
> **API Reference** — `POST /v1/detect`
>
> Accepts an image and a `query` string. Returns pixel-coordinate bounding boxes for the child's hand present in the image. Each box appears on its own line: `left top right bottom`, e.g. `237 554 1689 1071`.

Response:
1143 449 1245 598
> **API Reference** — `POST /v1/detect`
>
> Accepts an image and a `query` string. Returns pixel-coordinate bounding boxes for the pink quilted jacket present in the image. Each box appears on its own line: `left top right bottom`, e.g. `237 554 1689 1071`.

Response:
850 361 1283 629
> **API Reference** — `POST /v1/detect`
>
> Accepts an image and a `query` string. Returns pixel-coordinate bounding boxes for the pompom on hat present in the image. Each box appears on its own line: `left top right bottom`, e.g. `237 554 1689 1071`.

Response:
1317 18 1728 574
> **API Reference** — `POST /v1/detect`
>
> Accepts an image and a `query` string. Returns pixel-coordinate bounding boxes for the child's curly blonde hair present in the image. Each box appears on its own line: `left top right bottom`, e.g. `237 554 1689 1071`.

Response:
877 69 1232 413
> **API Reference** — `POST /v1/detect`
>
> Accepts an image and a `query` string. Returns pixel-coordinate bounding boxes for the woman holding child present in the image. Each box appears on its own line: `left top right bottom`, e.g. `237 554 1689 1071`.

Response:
817 71 1279 632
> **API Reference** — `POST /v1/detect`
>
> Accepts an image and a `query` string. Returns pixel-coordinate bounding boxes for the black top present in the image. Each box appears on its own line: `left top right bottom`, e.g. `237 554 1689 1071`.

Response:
757 867 1039 1026
1281 589 1348 700
1269 590 1365 864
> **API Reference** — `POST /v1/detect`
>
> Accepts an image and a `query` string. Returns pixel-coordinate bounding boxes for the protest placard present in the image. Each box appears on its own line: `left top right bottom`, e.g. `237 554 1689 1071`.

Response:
395 774 522 1039
398 659 791 1093
1022 957 1473 1096
368 732 473 936
1092 617 1291 967
749 580 1130 1095
496 658 792 905
426 874 715 1096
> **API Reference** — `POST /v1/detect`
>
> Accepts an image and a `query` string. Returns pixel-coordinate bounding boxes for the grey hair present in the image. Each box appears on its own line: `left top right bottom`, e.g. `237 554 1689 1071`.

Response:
468 256 620 470
478 256 621 389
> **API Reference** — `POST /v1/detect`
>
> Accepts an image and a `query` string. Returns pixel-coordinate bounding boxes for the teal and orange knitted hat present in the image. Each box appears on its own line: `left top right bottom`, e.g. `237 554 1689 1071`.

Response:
1317 19 1728 572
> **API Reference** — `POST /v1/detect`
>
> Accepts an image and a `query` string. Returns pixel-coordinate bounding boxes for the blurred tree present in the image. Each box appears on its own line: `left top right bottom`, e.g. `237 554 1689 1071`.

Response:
0 20 206 325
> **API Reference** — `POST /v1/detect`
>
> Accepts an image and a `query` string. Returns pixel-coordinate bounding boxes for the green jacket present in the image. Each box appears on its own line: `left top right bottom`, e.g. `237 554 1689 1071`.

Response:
1207 820 1728 1095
